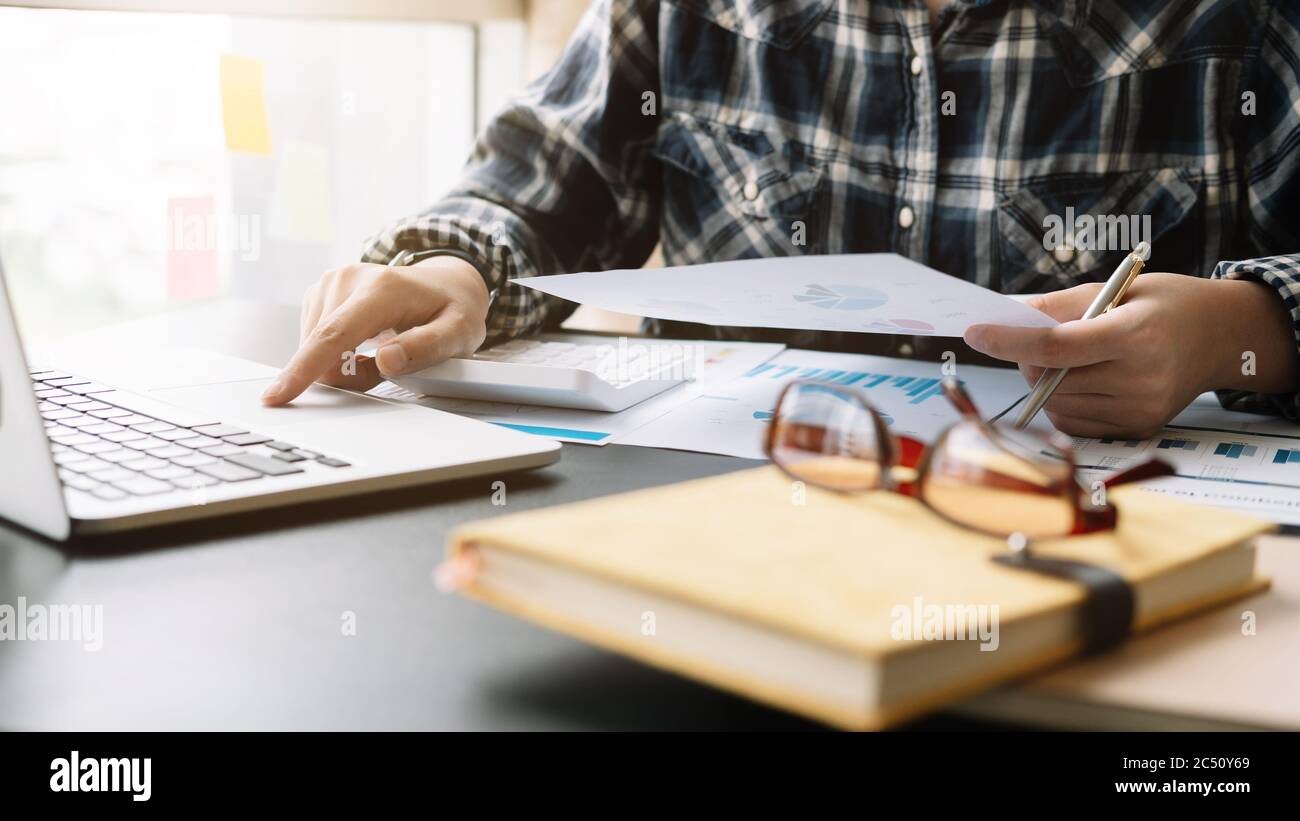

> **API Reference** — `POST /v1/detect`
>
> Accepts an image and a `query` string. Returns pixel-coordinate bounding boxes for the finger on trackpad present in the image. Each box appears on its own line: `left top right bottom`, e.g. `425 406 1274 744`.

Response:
151 379 400 427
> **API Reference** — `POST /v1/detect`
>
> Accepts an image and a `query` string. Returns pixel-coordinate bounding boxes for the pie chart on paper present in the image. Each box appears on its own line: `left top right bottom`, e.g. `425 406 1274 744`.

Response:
794 283 890 311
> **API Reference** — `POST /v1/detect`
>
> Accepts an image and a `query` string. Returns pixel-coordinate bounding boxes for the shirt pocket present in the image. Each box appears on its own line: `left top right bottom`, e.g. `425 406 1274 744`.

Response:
1033 0 1260 87
996 166 1204 293
653 114 824 261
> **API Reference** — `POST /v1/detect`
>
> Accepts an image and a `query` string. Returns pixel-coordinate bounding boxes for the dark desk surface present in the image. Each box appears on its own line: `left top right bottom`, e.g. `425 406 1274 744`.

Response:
0 300 1019 731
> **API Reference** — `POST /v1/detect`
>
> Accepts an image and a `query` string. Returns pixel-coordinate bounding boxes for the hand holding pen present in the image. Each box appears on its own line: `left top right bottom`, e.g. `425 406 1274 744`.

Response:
1011 241 1151 428
963 241 1300 439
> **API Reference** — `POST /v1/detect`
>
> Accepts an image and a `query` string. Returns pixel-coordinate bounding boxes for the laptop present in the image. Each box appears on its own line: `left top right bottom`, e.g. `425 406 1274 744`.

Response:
0 262 561 540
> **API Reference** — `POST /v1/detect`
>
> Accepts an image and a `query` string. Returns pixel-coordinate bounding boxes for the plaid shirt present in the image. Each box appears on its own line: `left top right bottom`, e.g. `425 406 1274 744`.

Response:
362 0 1300 417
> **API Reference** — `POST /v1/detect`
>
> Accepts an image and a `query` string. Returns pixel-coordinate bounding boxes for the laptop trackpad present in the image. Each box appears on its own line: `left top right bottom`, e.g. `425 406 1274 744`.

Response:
150 379 400 429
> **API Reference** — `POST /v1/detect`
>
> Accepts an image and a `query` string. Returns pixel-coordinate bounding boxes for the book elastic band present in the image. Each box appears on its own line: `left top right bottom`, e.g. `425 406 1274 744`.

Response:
992 554 1136 654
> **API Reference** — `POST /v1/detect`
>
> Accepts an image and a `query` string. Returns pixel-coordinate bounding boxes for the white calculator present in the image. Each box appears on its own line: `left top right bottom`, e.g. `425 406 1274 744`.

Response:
391 338 693 412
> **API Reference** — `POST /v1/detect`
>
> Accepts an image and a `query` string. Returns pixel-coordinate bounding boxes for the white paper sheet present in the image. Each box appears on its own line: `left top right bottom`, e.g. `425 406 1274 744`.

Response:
616 349 1043 460
513 254 1056 336
367 336 785 445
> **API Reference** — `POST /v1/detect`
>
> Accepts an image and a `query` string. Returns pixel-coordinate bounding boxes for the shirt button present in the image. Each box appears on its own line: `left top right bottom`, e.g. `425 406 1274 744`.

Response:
910 55 924 76
898 206 915 229
742 180 760 201
1053 245 1076 264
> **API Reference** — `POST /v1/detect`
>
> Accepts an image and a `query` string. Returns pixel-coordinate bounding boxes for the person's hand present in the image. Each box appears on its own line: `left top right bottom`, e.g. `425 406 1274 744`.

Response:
262 257 490 405
963 273 1300 438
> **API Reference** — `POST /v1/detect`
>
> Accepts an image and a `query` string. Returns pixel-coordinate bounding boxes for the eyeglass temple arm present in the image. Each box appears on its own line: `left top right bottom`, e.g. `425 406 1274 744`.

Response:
1073 459 1174 534
941 378 981 419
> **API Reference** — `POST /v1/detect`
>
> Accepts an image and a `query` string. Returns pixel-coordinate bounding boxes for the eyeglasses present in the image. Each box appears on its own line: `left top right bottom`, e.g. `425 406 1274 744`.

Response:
764 378 1174 541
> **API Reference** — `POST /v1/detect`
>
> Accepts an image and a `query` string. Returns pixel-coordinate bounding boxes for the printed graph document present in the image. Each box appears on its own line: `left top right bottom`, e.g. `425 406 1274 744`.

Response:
1072 394 1300 526
513 254 1056 336
368 336 785 445
614 349 1300 524
615 350 1300 525
616 349 1040 460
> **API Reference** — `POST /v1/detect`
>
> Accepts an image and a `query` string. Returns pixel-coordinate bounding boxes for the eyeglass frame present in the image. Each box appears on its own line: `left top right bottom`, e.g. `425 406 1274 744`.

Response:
763 377 1175 540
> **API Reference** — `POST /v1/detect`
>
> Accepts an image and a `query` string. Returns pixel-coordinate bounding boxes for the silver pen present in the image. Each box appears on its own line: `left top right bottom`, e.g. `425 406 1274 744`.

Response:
1013 240 1151 429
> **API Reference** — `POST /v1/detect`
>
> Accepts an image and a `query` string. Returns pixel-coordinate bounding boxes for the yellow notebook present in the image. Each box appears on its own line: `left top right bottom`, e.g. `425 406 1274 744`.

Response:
448 466 1271 730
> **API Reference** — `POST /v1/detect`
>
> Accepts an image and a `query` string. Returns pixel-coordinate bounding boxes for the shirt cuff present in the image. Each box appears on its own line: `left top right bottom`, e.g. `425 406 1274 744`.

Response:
1212 255 1300 419
358 197 559 344
394 248 499 296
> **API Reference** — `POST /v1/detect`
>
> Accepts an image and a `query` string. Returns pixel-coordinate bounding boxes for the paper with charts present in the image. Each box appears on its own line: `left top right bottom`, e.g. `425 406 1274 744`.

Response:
1072 394 1300 526
616 349 1045 460
512 254 1056 336
615 348 1300 526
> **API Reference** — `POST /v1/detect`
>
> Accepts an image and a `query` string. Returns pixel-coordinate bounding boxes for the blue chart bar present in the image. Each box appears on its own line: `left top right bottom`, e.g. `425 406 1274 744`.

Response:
495 423 609 442
910 383 944 404
1157 438 1196 450
1273 449 1300 464
740 364 948 405
1213 442 1258 459
905 378 940 404
1100 438 1142 448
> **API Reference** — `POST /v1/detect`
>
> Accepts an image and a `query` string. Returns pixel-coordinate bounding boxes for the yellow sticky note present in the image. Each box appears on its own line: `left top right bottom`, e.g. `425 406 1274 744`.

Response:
219 54 272 155
269 139 333 244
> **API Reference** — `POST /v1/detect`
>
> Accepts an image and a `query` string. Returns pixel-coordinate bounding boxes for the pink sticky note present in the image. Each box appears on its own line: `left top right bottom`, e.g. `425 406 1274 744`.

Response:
166 196 220 300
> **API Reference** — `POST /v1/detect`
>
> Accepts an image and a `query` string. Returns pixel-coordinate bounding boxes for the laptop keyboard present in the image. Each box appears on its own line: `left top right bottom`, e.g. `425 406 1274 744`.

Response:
31 367 351 503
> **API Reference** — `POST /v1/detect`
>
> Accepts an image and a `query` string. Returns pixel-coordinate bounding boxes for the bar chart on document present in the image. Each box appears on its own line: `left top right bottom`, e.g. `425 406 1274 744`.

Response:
744 360 953 416
1071 394 1300 525
616 350 1033 460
